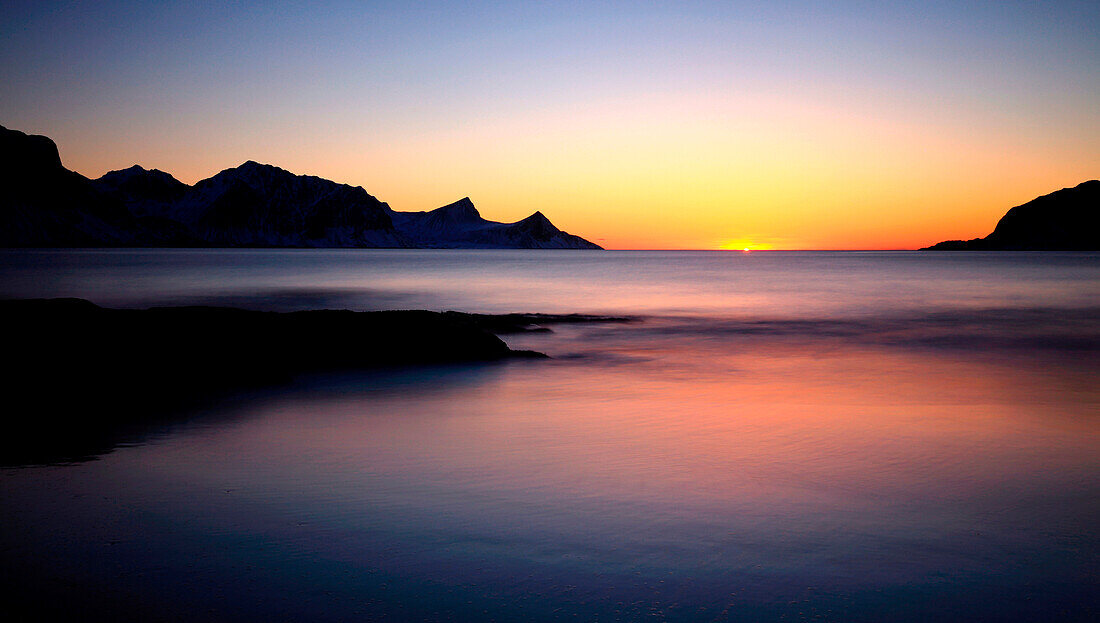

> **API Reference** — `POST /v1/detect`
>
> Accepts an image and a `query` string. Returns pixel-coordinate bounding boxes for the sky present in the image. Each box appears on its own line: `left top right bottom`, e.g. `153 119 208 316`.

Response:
1 1 1097 249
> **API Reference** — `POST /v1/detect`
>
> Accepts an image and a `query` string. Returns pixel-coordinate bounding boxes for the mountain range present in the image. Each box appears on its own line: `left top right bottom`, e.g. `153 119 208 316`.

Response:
0 125 601 249
924 180 1098 250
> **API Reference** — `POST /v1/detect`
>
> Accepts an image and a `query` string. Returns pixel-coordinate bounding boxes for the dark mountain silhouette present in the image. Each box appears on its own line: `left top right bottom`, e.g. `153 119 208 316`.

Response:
0 124 602 249
94 164 189 208
389 197 602 249
924 181 1099 250
0 126 196 246
153 161 404 247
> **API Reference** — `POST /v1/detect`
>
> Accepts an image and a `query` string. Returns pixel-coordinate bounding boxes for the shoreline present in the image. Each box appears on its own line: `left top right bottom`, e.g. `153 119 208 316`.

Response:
0 298 629 465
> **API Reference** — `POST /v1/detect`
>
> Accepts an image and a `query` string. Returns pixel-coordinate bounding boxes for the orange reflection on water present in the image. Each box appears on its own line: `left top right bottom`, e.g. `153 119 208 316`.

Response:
212 339 1098 533
88 331 1098 617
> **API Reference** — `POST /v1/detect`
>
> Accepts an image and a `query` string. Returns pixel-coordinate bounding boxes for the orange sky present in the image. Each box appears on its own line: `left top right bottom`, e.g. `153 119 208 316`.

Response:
52 90 1092 250
4 3 1097 249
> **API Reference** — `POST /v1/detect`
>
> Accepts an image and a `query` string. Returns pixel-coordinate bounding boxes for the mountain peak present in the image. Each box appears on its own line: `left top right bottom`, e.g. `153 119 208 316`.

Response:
433 197 482 221
523 210 550 222
94 164 189 207
516 211 554 231
238 160 277 172
199 161 290 186
100 165 180 183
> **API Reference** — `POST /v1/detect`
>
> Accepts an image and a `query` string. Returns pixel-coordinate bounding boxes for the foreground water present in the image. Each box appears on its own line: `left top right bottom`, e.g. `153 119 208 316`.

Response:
1 250 1098 621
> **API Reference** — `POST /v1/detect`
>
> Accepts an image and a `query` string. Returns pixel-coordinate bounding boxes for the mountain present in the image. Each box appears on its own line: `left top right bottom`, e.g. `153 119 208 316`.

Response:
0 124 602 249
155 161 404 247
924 181 1099 250
94 164 189 209
0 126 196 246
389 197 602 249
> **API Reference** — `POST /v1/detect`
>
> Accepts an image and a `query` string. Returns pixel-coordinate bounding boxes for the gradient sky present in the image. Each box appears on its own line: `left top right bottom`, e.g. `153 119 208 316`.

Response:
2 1 1097 249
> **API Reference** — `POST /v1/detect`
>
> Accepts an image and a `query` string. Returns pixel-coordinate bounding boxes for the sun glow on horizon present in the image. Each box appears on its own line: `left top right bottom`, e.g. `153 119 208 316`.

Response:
720 239 773 251
1 2 1096 250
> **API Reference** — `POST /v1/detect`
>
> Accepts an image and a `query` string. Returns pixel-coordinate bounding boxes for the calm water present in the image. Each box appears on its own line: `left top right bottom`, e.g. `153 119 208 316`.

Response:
1 250 1098 621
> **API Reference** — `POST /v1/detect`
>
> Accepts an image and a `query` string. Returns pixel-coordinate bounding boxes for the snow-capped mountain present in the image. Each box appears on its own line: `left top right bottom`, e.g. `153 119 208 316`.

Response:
389 197 602 249
0 124 602 249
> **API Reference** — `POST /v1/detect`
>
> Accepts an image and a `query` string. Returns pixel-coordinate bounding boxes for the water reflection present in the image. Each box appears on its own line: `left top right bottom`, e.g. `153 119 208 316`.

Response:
1 249 1097 620
1 363 509 467
3 249 1099 316
2 328 1096 621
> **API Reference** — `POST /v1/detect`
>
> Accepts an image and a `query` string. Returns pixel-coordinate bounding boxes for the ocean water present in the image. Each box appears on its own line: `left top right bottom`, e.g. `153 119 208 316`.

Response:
1 249 1098 621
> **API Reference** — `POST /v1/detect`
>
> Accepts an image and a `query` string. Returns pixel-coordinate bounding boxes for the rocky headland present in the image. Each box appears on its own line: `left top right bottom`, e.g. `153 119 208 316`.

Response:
924 180 1098 250
1 298 629 464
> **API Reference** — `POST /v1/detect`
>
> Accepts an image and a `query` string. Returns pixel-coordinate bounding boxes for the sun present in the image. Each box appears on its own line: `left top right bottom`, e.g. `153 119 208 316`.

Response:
720 238 772 251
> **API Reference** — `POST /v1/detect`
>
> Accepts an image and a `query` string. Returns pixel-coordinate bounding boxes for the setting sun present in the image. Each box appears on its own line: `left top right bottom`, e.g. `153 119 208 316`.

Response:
720 239 773 251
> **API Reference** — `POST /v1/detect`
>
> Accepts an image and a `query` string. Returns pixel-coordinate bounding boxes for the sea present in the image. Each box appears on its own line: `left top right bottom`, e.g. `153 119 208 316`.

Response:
0 249 1097 622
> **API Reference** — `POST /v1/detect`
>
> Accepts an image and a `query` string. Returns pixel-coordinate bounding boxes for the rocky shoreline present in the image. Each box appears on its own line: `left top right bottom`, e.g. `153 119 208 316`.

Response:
1 298 629 464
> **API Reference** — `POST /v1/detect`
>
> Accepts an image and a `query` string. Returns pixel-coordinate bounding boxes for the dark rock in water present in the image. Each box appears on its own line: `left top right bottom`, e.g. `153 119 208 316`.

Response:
449 311 636 334
924 180 1099 250
0 124 602 249
0 298 547 465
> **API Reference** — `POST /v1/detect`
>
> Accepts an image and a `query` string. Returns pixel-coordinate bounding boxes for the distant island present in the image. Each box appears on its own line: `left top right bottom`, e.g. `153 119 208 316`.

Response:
0 124 601 249
924 180 1098 250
